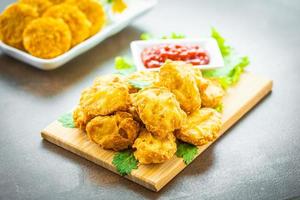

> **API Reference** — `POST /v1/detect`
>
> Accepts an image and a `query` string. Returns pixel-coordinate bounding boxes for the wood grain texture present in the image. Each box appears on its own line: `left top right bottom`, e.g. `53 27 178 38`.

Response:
41 72 273 192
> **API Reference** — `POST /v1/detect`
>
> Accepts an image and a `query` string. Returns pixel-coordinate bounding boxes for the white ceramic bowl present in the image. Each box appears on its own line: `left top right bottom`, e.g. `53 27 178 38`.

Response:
0 0 157 70
130 38 224 71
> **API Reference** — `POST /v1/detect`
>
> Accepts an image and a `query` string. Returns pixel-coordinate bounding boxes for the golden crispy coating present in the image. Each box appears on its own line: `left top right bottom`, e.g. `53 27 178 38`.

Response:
132 87 186 138
73 106 92 131
0 3 38 49
175 108 222 146
112 0 127 13
65 0 106 36
128 95 142 123
192 68 225 108
159 60 201 113
43 4 91 46
23 17 71 59
79 75 130 116
193 68 208 91
48 0 65 4
127 70 159 83
200 79 225 108
133 129 177 164
126 70 159 93
86 112 140 151
19 0 53 15
93 74 127 86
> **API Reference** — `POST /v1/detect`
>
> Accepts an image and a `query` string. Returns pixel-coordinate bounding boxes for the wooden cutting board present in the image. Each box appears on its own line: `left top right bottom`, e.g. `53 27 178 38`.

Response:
41 72 273 192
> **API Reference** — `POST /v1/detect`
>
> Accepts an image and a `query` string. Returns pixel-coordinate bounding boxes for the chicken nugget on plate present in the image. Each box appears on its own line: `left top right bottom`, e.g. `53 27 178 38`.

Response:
175 108 222 146
132 87 186 138
133 129 177 164
86 112 140 151
0 3 38 49
43 4 91 46
159 60 201 114
65 0 106 36
19 0 53 15
23 17 71 59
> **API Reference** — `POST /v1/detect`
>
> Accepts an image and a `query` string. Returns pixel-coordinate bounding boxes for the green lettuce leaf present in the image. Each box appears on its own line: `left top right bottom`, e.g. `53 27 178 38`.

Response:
140 32 186 40
112 150 139 176
128 80 152 89
140 32 153 40
211 27 231 57
203 28 250 89
114 56 136 76
58 113 75 128
162 32 186 39
176 141 198 165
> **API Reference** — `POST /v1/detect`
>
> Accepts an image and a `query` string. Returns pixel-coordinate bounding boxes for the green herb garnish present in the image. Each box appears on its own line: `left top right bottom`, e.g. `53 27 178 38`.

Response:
58 113 75 128
128 80 152 89
114 56 136 76
139 32 185 40
112 150 139 176
140 32 153 40
162 32 186 39
215 103 223 113
203 28 250 89
176 141 198 165
211 27 231 57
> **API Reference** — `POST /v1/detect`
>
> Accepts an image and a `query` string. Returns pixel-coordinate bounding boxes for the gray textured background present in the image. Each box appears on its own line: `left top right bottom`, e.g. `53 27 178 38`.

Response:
0 0 300 199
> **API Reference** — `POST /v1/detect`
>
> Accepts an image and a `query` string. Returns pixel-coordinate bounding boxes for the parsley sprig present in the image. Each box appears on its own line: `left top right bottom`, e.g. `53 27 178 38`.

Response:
112 150 138 176
176 141 198 165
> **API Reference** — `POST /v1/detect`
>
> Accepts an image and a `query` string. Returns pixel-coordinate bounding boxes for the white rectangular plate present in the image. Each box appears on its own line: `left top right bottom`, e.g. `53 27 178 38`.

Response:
130 38 224 71
0 0 157 70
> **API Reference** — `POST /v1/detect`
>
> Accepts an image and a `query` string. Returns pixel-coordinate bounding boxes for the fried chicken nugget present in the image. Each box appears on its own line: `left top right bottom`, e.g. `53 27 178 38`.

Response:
200 79 225 108
159 60 201 114
86 112 140 151
65 0 106 36
175 108 222 146
19 0 53 15
43 4 91 46
132 87 186 138
133 129 177 164
23 17 71 59
79 75 130 117
0 3 38 49
73 75 128 131
73 106 93 131
193 68 208 91
193 68 225 108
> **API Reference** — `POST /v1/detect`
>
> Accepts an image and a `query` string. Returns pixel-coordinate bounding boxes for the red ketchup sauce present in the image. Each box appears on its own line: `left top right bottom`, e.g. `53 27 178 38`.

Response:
141 44 209 69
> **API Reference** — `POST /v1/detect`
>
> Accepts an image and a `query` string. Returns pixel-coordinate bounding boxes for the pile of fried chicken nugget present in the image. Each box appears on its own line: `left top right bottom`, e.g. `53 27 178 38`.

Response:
0 0 107 58
73 60 225 164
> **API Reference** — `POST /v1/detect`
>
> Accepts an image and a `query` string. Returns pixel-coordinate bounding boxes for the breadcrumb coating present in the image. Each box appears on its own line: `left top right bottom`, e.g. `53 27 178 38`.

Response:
23 17 71 59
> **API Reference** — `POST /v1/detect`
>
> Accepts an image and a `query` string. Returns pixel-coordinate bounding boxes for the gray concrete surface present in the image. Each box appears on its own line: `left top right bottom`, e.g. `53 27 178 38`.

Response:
0 0 300 199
